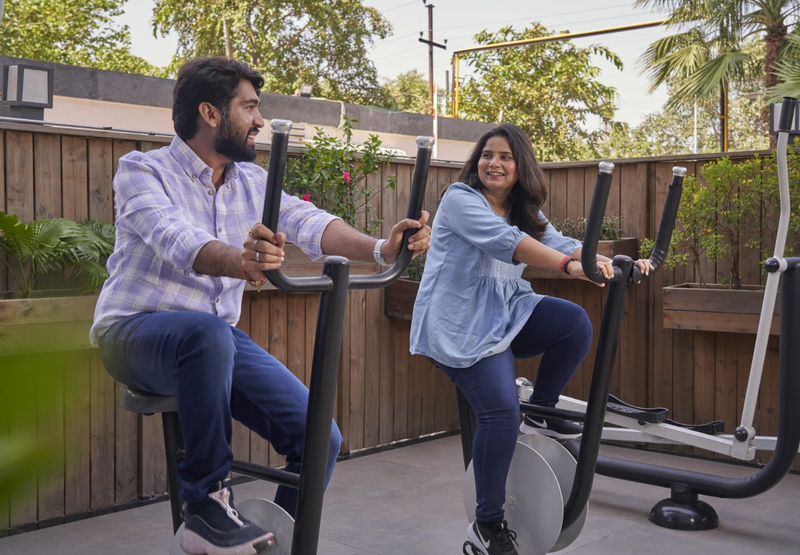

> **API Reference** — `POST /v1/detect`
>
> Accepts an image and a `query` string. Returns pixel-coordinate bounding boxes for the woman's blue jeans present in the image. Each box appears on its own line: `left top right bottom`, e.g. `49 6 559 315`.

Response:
99 310 342 517
437 296 592 523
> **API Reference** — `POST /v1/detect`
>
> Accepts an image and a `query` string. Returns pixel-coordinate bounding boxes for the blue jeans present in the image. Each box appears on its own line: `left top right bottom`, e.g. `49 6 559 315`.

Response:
99 310 343 517
437 296 592 523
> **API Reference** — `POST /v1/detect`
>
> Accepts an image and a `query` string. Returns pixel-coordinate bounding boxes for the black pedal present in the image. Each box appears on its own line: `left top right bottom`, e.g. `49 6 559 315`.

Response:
664 418 725 435
606 394 668 424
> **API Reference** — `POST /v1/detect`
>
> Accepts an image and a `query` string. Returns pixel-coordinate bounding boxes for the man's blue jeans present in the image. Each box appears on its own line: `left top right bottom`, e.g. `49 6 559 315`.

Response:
99 310 342 517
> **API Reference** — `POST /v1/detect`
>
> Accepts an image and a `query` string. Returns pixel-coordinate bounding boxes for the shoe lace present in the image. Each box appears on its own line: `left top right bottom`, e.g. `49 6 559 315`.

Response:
495 522 518 552
208 486 245 527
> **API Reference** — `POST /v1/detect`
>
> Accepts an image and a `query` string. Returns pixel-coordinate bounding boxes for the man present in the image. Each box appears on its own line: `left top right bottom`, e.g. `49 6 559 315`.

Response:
90 57 431 555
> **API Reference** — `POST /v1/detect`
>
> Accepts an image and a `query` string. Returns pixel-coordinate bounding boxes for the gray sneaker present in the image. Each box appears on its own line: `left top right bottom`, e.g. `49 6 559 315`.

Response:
180 483 277 555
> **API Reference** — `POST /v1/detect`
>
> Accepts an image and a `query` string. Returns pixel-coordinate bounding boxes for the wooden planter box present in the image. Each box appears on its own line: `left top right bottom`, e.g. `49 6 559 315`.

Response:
0 293 99 356
663 283 779 335
523 237 638 280
385 278 419 320
245 244 378 291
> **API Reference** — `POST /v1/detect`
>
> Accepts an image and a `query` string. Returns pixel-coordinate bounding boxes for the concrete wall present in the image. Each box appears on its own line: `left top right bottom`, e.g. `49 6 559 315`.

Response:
0 56 494 161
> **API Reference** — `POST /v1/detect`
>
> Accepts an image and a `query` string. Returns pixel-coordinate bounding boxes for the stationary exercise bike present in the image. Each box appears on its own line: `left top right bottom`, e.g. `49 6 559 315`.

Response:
458 158 687 554
122 120 432 555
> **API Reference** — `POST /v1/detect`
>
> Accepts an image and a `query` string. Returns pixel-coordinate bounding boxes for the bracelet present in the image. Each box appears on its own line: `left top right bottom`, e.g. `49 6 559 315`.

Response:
560 255 577 275
241 263 267 292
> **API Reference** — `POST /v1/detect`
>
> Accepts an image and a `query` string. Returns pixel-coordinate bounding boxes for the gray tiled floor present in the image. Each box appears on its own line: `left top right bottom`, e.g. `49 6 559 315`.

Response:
2 435 799 554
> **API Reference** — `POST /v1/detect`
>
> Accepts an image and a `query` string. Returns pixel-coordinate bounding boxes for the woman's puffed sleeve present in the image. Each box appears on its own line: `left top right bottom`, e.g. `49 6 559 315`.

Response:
538 213 582 255
438 183 528 264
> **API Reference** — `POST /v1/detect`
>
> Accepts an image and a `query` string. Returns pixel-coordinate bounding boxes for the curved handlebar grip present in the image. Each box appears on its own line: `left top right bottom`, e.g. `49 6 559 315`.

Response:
262 119 334 292
580 161 617 284
350 135 433 289
778 97 797 133
260 121 433 293
631 166 686 284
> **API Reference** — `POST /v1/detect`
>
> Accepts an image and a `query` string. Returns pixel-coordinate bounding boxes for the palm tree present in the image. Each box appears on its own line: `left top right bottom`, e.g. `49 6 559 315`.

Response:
637 0 800 146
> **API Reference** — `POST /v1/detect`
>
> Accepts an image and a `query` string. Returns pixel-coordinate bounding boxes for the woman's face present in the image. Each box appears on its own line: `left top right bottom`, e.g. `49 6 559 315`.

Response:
477 136 518 196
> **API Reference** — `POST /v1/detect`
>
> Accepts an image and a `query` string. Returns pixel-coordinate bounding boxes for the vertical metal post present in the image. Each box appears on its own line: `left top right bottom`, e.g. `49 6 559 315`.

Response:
427 2 435 114
291 258 350 555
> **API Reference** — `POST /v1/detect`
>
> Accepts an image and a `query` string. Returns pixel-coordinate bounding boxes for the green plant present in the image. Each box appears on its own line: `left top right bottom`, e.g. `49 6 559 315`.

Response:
641 141 800 288
279 116 397 235
550 215 623 242
0 212 115 298
406 252 427 282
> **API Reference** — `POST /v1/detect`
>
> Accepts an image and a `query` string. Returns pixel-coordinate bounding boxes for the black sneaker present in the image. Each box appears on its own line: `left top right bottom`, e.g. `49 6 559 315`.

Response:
180 483 277 555
520 414 583 440
464 520 519 555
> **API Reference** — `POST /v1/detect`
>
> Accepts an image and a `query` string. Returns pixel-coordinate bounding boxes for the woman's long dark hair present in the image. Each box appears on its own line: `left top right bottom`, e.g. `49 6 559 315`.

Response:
458 123 548 240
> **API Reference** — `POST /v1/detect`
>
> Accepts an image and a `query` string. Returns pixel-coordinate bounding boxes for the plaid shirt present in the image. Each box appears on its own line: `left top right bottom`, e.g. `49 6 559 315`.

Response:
90 135 339 346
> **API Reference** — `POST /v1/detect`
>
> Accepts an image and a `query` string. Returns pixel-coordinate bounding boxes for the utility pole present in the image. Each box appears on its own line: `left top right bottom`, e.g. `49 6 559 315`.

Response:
419 1 446 115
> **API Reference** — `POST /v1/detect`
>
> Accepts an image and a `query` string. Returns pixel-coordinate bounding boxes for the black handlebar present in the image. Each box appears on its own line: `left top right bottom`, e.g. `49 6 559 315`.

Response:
261 119 432 293
580 161 686 286
580 162 620 285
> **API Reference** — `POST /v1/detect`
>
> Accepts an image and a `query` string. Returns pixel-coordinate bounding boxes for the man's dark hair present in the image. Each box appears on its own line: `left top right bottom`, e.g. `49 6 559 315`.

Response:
172 57 265 141
459 123 549 240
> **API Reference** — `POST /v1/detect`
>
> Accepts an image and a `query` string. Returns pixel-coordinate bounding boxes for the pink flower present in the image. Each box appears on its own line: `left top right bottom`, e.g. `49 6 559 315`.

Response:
301 194 311 202
342 171 351 183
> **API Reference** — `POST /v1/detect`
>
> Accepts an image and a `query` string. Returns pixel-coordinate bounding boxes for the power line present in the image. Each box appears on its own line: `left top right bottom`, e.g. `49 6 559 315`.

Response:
382 0 418 13
371 32 419 50
373 44 424 62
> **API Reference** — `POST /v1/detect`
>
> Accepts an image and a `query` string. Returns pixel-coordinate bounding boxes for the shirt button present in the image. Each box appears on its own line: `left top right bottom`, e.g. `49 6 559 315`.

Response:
208 189 214 195
191 174 197 179
215 298 221 304
218 227 223 232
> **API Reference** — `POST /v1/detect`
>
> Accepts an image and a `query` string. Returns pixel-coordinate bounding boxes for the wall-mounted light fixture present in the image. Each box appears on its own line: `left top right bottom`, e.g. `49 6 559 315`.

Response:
1 63 54 121
769 101 800 136
298 84 314 98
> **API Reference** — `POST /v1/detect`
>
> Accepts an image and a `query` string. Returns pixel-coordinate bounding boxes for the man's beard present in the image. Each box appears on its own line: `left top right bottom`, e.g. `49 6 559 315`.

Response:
214 113 258 162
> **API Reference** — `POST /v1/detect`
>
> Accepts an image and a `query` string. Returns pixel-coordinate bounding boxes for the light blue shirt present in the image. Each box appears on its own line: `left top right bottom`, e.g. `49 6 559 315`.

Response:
409 182 582 368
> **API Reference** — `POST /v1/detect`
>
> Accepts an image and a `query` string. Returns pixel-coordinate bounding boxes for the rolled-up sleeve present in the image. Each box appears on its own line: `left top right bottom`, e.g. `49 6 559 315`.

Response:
113 153 217 271
439 183 528 264
539 215 582 255
278 192 341 260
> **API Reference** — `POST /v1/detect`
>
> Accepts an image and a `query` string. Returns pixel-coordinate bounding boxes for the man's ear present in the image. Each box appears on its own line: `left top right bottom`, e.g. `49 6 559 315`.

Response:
198 102 221 129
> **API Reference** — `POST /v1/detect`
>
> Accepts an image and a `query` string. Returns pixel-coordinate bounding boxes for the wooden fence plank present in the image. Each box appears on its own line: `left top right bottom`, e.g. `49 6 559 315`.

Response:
37 360 65 522
379 164 397 445
139 414 166 498
715 333 739 442
115 382 139 504
693 331 716 459
349 289 366 451
364 288 381 448
64 351 91 515
90 350 115 510
88 139 114 222
9 355 37 527
61 136 89 223
269 292 288 467
231 294 253 465
393 318 410 441
248 293 271 466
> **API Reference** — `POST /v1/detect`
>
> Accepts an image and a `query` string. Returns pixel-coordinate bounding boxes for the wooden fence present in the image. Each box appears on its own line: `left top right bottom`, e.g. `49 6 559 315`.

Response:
0 121 796 535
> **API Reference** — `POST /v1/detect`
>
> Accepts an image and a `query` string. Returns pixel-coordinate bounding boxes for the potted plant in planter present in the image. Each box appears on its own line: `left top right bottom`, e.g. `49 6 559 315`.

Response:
262 116 397 286
0 212 115 355
385 252 425 320
522 215 638 280
661 147 800 334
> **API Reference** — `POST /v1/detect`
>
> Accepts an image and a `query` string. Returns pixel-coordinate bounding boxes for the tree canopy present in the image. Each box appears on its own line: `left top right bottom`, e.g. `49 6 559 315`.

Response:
0 0 160 75
455 24 622 162
151 0 392 104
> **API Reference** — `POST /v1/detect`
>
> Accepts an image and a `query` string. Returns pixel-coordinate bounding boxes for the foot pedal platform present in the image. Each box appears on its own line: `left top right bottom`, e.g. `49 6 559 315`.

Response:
664 418 725 435
606 395 668 424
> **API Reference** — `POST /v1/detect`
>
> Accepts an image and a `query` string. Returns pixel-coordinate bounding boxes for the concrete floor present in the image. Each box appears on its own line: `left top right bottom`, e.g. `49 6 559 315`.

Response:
2 435 799 555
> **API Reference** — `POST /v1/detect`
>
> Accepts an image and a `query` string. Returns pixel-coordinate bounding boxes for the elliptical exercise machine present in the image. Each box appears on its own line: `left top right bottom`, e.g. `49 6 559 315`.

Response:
459 158 687 554
122 120 432 555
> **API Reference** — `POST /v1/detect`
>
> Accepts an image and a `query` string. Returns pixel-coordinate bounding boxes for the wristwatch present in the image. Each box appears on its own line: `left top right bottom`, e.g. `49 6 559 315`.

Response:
373 239 390 266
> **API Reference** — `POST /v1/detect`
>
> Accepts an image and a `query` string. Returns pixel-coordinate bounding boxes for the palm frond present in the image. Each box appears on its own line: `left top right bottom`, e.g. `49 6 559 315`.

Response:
666 49 749 109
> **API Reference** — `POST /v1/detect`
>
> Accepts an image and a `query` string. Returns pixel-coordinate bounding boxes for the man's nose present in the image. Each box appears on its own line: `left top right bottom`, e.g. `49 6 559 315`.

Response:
254 109 265 128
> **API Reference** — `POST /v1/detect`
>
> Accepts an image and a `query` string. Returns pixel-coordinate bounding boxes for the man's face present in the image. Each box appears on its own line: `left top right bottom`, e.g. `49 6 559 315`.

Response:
213 79 264 162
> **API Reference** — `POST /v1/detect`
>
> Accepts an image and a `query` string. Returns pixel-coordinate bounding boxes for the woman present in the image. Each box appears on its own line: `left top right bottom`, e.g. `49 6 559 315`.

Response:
409 123 651 555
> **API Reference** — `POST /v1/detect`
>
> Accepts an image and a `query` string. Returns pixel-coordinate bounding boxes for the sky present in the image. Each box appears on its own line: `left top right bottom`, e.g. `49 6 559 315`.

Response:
115 0 673 129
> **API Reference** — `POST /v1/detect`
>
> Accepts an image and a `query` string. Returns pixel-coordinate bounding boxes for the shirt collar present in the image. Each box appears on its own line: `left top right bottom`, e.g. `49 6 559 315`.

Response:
168 135 241 185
